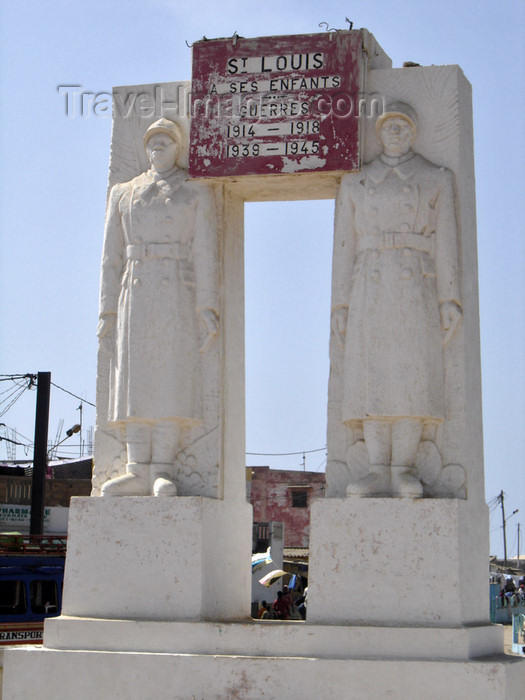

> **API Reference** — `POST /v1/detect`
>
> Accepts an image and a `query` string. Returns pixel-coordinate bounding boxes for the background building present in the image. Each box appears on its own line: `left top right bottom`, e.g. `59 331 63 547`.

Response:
0 459 92 534
248 466 325 549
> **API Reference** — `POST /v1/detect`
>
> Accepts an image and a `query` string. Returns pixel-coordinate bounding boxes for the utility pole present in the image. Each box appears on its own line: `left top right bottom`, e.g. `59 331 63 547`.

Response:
518 523 521 564
499 491 519 568
500 490 508 566
77 402 83 457
30 372 51 536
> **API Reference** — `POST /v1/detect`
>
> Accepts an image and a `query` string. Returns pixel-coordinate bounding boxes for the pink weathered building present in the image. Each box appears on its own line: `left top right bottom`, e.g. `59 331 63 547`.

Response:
248 467 325 548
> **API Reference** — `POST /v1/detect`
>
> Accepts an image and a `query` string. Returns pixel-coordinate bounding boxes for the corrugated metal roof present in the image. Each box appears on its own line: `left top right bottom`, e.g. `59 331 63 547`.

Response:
50 458 93 479
283 547 309 559
0 458 93 480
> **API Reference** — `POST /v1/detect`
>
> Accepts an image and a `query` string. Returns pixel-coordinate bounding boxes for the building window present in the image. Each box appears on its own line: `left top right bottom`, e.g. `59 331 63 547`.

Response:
7 479 32 504
292 491 308 508
253 522 270 553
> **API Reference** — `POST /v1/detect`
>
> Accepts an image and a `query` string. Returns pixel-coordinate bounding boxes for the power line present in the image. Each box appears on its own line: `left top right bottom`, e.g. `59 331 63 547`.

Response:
50 382 95 407
0 383 25 403
0 435 24 446
0 373 95 461
488 499 502 513
0 382 31 418
0 374 37 382
247 446 326 456
0 381 29 397
1 424 33 446
0 375 95 408
0 376 35 420
314 457 327 472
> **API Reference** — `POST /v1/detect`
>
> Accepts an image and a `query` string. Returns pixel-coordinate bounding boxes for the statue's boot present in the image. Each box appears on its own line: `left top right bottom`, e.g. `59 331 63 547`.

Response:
346 466 390 497
101 462 150 497
151 463 177 497
391 466 423 498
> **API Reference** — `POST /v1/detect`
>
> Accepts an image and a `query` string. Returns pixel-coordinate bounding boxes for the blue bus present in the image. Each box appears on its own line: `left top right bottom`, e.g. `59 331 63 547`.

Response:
0 534 66 645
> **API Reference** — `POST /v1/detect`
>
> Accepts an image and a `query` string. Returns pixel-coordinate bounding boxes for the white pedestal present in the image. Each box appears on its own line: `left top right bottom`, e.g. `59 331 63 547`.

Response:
4 495 525 699
3 628 524 699
307 497 490 626
60 496 253 621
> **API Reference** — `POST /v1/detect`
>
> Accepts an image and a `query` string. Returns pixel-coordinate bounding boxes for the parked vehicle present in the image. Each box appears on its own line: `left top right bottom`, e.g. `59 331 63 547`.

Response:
0 533 66 645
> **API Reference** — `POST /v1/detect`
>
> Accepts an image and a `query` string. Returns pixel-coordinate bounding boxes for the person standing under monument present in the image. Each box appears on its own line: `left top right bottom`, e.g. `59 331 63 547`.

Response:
97 118 218 497
272 590 291 620
332 102 462 498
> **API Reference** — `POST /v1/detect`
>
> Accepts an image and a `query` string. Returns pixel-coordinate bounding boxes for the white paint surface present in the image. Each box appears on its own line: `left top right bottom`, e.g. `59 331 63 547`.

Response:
4 645 524 699
61 496 252 621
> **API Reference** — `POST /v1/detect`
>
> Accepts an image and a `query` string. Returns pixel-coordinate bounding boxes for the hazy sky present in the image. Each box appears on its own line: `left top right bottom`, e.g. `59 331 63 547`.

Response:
0 1 523 556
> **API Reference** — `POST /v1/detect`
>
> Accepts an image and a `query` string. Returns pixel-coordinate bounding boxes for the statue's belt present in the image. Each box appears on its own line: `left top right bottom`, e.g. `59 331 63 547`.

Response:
126 241 189 260
358 231 433 254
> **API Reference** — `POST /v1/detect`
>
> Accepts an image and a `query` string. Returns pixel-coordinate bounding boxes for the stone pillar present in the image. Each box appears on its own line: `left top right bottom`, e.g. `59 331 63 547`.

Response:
61 82 252 624
309 64 498 658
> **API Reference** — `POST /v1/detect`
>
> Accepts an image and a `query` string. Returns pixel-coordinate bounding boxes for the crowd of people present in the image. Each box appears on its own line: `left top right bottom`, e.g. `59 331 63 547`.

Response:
497 575 525 607
256 585 308 621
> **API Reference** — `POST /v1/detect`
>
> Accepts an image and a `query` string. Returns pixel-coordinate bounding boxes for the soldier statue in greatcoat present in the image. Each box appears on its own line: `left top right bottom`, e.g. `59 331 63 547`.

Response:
97 118 218 497
331 102 461 497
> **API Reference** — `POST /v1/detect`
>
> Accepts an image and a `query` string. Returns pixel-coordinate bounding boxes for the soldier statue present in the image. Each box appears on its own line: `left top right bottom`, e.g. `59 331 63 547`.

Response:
97 118 218 497
332 102 461 497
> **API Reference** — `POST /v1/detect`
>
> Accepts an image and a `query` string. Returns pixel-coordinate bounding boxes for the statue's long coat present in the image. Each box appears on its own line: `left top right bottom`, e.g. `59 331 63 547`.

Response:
332 152 460 421
99 167 217 424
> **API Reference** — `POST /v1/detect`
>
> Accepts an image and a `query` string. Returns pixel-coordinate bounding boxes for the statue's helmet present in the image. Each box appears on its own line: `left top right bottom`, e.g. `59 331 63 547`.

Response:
375 101 417 135
143 118 182 148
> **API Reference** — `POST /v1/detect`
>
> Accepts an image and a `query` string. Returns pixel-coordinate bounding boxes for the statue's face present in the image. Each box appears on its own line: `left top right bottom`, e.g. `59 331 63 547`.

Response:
145 133 179 172
379 117 415 157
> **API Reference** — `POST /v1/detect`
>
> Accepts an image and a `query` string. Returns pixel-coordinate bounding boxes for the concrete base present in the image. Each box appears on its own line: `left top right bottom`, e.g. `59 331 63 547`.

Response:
61 496 253 621
41 616 503 660
4 635 525 700
308 497 491 627
4 493 525 697
5 486 525 698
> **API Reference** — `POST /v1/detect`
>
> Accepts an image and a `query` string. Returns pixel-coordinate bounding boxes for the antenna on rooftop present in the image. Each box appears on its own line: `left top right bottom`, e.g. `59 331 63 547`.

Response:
49 418 64 461
6 427 16 460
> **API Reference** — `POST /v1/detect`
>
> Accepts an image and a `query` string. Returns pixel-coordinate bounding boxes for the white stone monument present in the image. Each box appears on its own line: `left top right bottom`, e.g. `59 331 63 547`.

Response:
3 31 524 700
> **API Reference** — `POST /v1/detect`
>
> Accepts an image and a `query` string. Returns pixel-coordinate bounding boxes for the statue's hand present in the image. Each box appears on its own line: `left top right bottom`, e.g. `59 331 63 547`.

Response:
199 308 219 352
97 314 116 354
440 301 462 345
97 314 115 338
331 306 348 347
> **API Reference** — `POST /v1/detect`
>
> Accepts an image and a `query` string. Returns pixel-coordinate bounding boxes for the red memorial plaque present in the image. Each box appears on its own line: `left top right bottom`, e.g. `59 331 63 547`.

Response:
189 31 362 178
